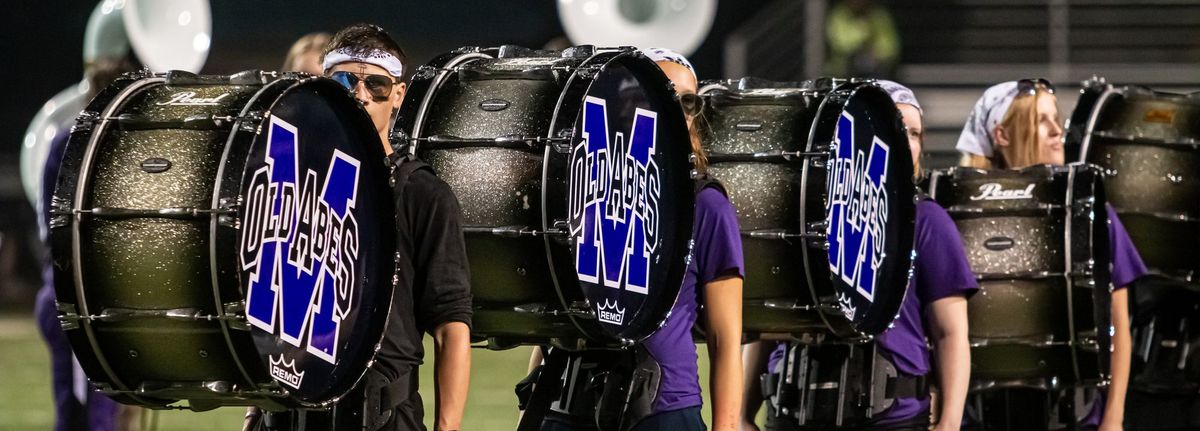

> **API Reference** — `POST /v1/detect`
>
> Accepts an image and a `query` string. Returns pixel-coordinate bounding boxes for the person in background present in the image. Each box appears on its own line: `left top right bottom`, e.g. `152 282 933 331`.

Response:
825 0 900 78
281 32 331 74
746 81 975 431
35 53 144 431
957 79 1146 431
523 48 745 431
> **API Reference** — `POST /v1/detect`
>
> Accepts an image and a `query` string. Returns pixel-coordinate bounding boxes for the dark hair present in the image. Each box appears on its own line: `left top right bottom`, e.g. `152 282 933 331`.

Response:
322 23 407 76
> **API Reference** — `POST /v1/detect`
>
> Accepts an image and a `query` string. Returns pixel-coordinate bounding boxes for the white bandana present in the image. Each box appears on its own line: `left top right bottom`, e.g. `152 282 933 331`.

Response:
876 79 922 116
322 48 405 78
957 81 1020 157
641 47 696 81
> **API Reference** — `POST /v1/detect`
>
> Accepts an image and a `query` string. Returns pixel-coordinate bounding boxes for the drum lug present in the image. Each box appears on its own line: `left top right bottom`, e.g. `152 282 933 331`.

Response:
238 111 265 132
49 196 72 228
552 129 575 153
73 110 100 132
218 197 242 228
223 302 250 331
56 302 81 330
576 65 602 80
413 65 440 80
567 301 597 319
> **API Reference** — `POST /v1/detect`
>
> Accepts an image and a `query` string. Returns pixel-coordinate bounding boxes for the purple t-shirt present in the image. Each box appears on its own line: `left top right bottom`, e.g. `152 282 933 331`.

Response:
1082 205 1149 426
641 186 744 414
768 199 979 424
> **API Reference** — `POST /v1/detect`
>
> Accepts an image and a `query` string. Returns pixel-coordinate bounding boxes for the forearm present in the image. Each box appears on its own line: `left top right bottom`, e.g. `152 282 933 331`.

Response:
434 322 471 430
741 342 768 424
704 277 744 431
708 333 743 430
927 296 971 431
933 332 970 429
1104 288 1132 426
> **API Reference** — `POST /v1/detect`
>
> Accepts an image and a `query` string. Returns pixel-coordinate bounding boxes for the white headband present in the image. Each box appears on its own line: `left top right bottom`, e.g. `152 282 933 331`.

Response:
322 48 405 78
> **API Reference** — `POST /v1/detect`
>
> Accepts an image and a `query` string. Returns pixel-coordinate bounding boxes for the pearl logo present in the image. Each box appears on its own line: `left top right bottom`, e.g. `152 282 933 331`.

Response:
970 183 1035 201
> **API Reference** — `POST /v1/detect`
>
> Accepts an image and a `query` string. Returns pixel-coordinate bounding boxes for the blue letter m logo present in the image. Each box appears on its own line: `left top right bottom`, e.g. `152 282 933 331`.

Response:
568 96 661 295
827 111 890 302
241 116 362 365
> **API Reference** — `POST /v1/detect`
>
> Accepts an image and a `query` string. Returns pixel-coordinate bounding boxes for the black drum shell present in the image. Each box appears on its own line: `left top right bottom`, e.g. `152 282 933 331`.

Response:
1078 87 1200 285
398 46 694 348
929 164 1112 389
698 78 915 339
49 72 393 409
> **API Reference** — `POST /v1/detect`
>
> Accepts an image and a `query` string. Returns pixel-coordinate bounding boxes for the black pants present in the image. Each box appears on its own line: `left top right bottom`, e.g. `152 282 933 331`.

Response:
541 407 706 431
763 402 929 431
260 369 424 431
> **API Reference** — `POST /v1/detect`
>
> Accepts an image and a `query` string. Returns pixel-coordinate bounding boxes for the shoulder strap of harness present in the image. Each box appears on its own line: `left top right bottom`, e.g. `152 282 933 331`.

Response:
388 152 434 192
694 174 728 197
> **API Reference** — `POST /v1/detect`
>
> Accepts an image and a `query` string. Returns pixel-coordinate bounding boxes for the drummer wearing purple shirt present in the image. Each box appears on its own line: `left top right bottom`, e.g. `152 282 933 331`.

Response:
534 48 745 431
747 81 977 431
641 49 745 431
957 79 1148 430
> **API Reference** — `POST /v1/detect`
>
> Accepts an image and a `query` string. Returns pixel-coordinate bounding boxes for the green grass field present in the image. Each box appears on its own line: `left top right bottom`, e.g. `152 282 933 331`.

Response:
0 311 729 430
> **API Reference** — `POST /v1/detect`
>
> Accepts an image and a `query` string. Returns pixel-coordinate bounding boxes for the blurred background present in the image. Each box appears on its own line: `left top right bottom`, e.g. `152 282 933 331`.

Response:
1 1 1198 429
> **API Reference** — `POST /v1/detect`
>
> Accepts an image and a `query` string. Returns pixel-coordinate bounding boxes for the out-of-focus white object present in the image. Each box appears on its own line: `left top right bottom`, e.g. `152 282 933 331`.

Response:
558 0 716 56
21 0 211 207
122 0 211 73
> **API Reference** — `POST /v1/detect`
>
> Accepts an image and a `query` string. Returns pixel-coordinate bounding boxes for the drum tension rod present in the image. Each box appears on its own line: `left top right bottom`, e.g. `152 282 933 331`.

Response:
746 229 825 241
106 114 241 131
513 303 595 318
58 306 246 324
708 150 829 163
761 298 821 311
411 135 572 152
73 207 236 220
463 225 568 238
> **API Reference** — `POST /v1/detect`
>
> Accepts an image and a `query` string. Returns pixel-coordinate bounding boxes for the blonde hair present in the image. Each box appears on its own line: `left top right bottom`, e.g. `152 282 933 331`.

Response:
965 85 1053 169
690 114 709 175
281 32 332 72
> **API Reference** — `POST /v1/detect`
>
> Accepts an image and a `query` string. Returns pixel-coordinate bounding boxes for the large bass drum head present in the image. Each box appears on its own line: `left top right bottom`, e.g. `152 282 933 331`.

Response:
821 82 915 336
236 79 395 406
565 51 693 343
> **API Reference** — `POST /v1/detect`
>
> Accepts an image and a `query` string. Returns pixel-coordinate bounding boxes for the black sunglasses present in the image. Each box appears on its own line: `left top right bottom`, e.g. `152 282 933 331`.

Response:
1017 78 1055 97
329 71 396 101
677 92 704 117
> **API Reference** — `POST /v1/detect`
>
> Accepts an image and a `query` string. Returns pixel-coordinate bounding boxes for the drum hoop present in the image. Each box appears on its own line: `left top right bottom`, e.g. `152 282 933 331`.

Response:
213 74 300 400
248 76 396 407
68 75 165 405
549 48 694 345
544 49 622 343
409 51 494 156
801 81 854 338
803 80 914 339
1078 87 1122 163
1063 165 1083 383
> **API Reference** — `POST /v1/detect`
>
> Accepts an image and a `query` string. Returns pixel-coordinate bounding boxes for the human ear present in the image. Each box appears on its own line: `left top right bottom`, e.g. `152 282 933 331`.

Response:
991 125 1010 148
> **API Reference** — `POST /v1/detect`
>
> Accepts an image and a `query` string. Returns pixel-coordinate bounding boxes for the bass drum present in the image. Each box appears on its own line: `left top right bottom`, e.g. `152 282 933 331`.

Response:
394 45 694 349
50 70 395 409
928 164 1112 390
697 77 916 340
1076 85 1200 287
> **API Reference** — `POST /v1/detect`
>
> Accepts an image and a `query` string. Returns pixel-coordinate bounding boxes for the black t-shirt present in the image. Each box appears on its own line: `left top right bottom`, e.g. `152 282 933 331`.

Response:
373 161 473 381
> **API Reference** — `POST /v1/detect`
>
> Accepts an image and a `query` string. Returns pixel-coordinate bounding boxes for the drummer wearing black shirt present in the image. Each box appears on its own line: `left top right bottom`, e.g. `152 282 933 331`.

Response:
250 23 472 431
